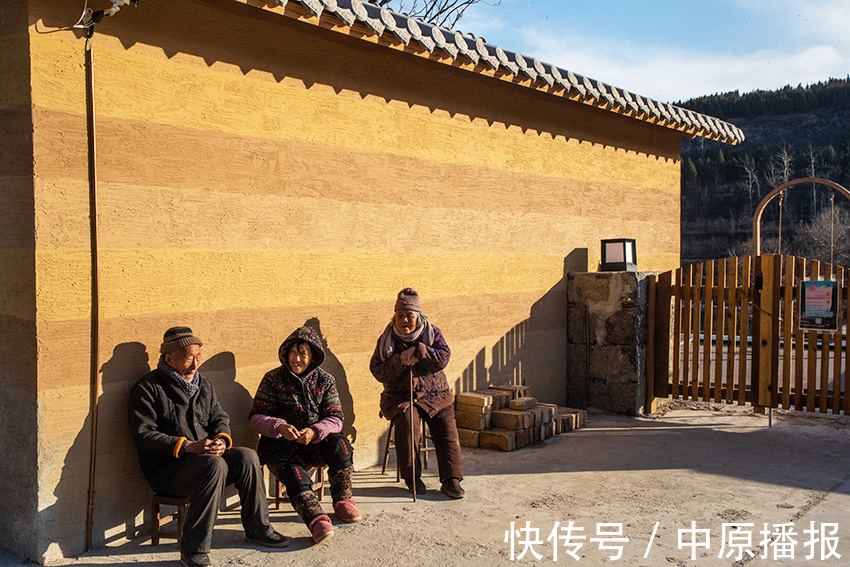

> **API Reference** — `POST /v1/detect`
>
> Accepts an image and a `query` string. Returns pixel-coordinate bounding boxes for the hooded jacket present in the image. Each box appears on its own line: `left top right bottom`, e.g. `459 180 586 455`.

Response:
249 326 344 465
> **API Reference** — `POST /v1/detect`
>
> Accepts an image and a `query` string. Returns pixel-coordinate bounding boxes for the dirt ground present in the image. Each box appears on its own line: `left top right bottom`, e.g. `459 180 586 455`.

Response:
5 402 850 567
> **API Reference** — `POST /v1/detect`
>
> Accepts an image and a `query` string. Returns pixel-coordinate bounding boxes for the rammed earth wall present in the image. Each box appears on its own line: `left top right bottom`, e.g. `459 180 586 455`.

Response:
3 0 694 561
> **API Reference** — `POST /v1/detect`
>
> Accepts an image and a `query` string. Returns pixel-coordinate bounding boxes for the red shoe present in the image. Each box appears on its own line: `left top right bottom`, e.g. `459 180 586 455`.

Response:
332 499 362 523
309 515 334 544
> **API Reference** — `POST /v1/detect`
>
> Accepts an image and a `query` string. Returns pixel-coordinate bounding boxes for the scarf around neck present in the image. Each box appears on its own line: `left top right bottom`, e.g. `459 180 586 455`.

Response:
158 355 200 398
377 314 436 362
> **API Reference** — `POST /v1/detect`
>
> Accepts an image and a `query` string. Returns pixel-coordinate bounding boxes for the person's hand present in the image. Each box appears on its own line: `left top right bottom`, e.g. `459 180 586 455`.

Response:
295 427 316 445
183 439 208 454
400 346 419 366
208 438 227 456
416 343 427 360
183 439 226 455
277 423 300 441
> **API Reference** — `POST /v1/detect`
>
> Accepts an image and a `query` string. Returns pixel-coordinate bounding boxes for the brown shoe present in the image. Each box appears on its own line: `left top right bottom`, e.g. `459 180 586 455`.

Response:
405 477 426 494
440 478 465 499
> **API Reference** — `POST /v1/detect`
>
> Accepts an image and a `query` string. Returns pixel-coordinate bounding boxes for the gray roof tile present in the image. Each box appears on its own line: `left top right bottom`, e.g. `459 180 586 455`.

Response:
275 0 744 144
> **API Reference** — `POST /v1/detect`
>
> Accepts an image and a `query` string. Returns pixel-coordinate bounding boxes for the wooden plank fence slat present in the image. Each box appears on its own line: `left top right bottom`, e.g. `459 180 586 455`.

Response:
794 258 806 411
671 268 682 400
806 259 819 411
832 266 844 415
691 263 703 400
703 260 715 401
844 270 850 415
738 256 750 405
781 256 795 409
725 259 738 403
681 265 692 400
819 263 833 413
646 274 657 412
714 259 726 403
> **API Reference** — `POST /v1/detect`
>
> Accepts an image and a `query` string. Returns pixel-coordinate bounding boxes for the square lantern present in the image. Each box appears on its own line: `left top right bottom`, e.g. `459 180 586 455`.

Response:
600 238 637 272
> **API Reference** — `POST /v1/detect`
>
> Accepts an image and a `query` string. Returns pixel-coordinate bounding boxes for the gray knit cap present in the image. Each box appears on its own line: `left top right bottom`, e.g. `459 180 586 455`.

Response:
160 326 203 354
394 287 422 312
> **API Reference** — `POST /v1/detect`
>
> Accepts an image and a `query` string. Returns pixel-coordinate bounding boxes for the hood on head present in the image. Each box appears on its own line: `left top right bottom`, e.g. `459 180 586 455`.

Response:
278 326 325 375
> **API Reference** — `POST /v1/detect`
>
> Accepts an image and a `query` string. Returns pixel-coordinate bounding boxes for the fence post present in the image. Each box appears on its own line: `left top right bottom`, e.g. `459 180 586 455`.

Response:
754 255 780 410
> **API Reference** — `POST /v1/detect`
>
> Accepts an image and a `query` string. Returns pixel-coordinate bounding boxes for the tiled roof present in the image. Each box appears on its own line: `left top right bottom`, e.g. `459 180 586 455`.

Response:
269 0 744 145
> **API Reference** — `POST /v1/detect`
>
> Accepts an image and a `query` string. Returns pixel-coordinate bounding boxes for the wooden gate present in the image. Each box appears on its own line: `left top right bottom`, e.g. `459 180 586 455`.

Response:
646 255 849 414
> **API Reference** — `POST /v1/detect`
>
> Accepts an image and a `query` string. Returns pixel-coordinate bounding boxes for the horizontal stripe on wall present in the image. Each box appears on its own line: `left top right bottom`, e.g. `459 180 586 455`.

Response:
30 32 680 193
33 249 567 321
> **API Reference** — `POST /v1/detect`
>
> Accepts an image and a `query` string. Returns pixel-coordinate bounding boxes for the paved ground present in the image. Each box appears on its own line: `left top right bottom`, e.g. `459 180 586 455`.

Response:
4 402 850 567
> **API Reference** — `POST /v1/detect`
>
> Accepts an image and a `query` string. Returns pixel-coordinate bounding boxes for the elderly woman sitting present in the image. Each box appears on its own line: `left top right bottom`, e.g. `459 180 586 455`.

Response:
249 326 361 544
370 288 465 498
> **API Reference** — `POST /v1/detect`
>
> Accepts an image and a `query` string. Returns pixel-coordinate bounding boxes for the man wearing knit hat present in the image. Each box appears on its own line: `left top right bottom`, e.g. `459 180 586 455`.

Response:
129 327 287 567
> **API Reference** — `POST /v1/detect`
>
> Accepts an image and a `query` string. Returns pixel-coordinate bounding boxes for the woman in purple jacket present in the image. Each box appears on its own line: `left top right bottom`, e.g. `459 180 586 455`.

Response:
370 288 464 498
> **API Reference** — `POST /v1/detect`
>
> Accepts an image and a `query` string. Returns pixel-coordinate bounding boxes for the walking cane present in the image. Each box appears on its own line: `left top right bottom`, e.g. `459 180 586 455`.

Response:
409 367 416 503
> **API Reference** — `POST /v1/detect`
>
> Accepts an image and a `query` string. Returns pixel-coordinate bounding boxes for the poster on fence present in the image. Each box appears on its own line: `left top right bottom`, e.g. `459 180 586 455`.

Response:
798 279 839 332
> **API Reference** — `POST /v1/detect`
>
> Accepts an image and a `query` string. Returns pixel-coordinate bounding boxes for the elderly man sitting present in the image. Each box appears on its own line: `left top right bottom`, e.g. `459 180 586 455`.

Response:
128 326 287 567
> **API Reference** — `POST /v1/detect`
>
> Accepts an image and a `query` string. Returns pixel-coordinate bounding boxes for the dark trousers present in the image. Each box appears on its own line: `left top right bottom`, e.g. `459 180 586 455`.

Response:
150 447 270 554
392 404 463 484
270 433 354 501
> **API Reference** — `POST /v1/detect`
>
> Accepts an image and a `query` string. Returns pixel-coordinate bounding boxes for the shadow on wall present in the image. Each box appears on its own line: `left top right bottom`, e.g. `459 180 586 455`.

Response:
453 250 587 404
43 342 152 559
304 317 358 444
199 352 256 450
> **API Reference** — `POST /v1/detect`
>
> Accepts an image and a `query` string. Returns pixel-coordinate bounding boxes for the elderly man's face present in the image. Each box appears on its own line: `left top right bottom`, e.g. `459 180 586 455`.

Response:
394 309 419 335
165 344 202 381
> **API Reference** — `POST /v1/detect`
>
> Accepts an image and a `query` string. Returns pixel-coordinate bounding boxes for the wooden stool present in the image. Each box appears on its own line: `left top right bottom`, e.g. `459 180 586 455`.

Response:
151 494 190 545
380 417 432 481
272 466 325 509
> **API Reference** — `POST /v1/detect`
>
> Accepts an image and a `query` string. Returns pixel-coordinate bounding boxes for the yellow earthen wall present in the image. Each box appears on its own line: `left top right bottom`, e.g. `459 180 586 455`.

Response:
26 0 682 560
0 1 39 561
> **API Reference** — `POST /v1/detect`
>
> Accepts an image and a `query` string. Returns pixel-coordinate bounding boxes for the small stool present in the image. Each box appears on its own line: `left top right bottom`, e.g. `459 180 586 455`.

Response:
272 466 326 509
151 494 190 545
380 417 432 481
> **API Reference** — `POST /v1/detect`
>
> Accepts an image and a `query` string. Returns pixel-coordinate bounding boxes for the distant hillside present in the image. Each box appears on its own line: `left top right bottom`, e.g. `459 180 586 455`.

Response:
675 77 850 264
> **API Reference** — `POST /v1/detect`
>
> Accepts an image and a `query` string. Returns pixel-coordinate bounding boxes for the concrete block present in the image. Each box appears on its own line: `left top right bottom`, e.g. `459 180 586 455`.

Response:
476 388 509 410
536 403 557 423
456 401 490 415
531 407 548 427
491 409 534 430
456 427 480 448
516 427 531 448
456 392 492 408
555 415 574 433
508 396 537 410
490 384 530 399
544 422 555 438
559 408 587 427
455 410 491 431
478 429 516 452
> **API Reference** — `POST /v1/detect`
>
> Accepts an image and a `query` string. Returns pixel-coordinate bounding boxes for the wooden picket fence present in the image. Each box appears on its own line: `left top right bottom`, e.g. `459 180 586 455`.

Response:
647 255 849 414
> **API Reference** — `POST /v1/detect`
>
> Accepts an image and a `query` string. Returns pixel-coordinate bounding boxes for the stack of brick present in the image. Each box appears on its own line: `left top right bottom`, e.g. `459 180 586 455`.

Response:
454 384 587 452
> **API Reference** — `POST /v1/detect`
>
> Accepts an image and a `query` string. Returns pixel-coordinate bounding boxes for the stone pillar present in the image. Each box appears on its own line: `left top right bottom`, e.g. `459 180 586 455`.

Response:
566 271 651 415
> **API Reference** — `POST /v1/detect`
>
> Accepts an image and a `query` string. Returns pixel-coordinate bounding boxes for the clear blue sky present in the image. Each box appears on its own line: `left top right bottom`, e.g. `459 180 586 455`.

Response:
459 0 850 103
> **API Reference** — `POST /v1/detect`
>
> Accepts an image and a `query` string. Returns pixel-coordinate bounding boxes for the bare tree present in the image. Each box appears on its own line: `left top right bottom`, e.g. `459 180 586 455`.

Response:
376 0 500 29
764 142 794 189
791 205 850 266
